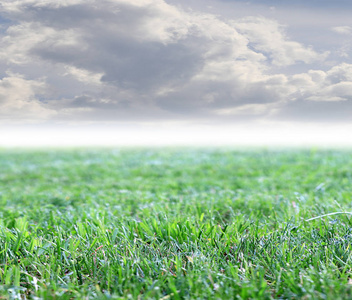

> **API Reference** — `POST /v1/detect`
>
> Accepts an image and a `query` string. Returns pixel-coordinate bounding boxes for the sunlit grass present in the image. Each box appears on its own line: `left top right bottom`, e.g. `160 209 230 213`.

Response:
1 148 352 299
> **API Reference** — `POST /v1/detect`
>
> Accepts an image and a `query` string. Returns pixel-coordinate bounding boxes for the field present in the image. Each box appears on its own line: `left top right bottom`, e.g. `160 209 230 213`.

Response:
1 148 352 299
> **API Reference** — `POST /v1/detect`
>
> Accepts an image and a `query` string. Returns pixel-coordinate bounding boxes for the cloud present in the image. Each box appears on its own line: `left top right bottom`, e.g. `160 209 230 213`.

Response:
233 17 328 66
270 63 352 122
332 26 352 35
0 75 55 122
0 0 350 124
288 64 352 102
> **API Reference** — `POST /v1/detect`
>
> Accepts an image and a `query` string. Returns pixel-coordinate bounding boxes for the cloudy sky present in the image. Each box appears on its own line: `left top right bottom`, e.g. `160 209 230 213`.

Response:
1 0 352 145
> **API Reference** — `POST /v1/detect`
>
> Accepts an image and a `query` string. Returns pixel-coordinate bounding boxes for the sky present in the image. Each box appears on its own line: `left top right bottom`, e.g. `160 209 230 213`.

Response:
0 0 352 146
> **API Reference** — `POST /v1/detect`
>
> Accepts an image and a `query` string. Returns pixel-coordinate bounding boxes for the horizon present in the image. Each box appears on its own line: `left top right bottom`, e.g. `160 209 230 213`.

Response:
1 123 352 147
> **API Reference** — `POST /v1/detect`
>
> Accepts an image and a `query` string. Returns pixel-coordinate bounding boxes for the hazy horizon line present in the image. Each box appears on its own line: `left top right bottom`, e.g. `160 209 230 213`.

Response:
1 123 352 148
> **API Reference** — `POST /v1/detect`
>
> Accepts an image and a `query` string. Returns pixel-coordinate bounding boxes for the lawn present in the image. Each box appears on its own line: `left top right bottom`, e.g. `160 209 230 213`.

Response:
1 148 352 299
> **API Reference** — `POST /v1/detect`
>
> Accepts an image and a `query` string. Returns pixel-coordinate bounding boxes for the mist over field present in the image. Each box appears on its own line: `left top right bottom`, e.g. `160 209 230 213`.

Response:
1 124 352 147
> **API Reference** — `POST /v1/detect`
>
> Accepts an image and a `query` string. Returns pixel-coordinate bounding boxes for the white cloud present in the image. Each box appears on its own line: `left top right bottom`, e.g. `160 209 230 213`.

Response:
326 63 352 82
0 22 82 64
233 17 328 66
284 63 352 103
0 75 55 122
63 66 103 85
0 0 86 12
215 103 274 116
332 26 352 35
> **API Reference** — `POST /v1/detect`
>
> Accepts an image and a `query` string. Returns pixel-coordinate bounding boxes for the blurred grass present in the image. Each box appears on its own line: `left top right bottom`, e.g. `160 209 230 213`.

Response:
1 148 352 299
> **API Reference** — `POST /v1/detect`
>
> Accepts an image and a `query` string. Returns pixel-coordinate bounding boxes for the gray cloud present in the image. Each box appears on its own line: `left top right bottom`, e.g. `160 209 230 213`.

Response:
220 0 352 9
275 99 352 122
0 0 352 125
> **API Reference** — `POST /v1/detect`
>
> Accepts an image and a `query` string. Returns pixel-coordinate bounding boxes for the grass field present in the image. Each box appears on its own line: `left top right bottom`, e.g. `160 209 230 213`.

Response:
1 148 352 299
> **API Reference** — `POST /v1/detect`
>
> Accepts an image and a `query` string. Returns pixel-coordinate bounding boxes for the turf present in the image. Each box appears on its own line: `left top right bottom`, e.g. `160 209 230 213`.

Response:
1 148 352 299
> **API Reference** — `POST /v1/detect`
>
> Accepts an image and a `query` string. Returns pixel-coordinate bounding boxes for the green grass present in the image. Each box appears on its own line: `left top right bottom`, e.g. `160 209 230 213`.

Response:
1 148 352 299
